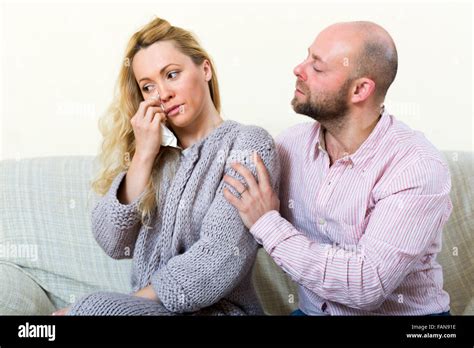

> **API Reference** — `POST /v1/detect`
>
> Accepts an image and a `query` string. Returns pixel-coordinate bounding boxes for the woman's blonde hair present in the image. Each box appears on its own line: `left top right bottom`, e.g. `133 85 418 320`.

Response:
91 17 221 226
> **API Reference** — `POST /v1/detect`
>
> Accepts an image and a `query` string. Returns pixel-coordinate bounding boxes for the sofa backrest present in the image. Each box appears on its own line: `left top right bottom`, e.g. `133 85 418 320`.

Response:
436 151 474 314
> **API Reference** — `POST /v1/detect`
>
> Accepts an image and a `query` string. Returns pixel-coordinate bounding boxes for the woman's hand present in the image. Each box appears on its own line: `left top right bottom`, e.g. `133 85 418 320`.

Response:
118 96 167 205
130 96 167 162
52 305 71 316
117 96 167 204
133 285 159 301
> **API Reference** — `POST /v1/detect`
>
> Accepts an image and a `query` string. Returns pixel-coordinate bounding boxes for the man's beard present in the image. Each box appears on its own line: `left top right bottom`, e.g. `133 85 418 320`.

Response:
291 79 351 128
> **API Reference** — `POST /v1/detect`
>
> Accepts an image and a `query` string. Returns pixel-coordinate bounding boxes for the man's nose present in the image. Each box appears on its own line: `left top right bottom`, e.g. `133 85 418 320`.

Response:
293 62 306 81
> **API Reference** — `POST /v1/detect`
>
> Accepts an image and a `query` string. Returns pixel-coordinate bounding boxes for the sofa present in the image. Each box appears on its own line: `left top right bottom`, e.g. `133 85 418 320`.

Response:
0 152 472 315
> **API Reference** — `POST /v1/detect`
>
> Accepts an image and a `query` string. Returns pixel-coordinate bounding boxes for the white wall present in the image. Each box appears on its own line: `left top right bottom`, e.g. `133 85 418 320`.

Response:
0 0 472 161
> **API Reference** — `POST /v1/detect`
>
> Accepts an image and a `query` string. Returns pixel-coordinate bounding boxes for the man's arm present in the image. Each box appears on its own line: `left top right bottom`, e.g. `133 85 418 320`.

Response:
246 159 451 311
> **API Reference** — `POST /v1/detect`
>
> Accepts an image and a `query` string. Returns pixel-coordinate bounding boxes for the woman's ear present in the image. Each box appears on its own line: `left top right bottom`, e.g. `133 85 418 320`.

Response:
202 60 212 82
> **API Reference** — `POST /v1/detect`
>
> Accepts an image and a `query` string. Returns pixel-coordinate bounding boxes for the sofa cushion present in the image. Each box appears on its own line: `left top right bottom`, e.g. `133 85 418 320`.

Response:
0 261 56 314
0 157 132 309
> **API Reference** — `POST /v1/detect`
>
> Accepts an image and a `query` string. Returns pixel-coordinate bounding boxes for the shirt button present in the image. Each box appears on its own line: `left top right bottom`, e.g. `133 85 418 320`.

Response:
318 218 326 225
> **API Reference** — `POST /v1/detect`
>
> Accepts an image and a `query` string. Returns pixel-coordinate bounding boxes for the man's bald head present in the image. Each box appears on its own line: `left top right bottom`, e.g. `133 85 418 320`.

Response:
322 21 398 101
291 21 398 126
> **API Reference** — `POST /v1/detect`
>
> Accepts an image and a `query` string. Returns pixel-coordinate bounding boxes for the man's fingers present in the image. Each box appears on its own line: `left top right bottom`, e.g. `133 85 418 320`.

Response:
223 188 245 210
253 152 272 190
223 175 247 195
231 163 258 192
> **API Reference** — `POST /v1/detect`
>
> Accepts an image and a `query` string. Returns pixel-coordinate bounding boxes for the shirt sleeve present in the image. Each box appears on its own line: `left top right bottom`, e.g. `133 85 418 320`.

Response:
250 159 452 311
151 127 281 313
91 171 144 260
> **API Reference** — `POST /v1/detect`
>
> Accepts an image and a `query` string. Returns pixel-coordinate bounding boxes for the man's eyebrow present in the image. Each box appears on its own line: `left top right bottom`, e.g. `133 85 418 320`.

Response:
307 48 325 64
138 63 180 83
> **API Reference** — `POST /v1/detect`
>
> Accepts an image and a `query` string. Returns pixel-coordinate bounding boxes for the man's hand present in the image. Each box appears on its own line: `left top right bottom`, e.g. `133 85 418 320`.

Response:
223 152 279 229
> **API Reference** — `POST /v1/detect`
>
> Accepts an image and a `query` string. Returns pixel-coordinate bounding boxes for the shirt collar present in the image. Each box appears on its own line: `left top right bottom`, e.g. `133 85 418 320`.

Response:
311 106 391 168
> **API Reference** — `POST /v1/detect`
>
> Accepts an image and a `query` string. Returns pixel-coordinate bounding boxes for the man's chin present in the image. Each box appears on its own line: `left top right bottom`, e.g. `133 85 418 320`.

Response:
291 98 303 113
291 101 308 116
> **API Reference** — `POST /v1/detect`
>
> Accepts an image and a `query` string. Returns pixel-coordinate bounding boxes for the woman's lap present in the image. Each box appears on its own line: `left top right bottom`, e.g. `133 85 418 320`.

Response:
67 291 174 316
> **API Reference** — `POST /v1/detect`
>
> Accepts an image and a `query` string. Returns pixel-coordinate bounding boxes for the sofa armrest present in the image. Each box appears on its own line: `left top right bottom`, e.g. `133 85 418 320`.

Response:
0 262 56 315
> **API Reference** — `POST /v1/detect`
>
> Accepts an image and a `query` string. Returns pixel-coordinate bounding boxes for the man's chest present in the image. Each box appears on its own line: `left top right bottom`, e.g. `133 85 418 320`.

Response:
279 157 378 246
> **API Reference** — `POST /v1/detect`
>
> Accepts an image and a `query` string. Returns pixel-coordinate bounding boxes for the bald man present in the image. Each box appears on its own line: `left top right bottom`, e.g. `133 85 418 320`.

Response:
224 21 452 316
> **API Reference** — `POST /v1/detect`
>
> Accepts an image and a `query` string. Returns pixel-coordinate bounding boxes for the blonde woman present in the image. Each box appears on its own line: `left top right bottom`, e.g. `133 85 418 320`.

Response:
54 17 279 316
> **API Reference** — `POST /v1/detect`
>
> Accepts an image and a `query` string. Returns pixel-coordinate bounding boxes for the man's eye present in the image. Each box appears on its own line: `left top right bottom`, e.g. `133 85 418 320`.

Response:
167 71 179 79
313 66 322 73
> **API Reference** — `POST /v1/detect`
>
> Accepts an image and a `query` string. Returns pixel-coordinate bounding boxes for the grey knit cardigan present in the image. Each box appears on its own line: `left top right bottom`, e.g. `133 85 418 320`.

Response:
68 120 280 315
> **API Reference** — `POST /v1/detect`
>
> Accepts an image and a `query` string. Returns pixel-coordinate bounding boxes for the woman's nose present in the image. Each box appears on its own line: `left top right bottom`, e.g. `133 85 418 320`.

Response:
158 87 173 103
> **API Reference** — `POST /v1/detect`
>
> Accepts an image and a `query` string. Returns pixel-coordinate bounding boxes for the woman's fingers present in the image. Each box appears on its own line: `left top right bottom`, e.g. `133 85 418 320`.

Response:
151 112 167 128
143 106 163 123
52 306 71 316
136 98 161 118
130 97 166 160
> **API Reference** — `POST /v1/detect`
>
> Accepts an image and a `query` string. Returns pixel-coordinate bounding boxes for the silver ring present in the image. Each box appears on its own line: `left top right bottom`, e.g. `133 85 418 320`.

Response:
239 186 248 196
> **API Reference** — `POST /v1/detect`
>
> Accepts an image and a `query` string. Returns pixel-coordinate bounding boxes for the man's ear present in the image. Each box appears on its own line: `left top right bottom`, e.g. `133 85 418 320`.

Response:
350 78 376 104
202 60 212 82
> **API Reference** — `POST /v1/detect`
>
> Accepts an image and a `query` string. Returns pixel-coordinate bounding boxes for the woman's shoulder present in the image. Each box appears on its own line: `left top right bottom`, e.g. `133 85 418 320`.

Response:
229 121 275 149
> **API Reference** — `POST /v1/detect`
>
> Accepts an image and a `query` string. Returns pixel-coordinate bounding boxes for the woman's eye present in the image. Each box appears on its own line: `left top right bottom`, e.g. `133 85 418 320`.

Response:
167 71 179 79
142 85 155 93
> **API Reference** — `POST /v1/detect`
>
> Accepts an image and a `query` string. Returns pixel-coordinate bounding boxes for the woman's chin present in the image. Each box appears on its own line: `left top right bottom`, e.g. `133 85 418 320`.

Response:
167 115 195 129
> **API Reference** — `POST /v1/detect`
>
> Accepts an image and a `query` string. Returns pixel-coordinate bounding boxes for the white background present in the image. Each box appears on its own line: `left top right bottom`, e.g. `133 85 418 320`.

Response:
0 0 472 160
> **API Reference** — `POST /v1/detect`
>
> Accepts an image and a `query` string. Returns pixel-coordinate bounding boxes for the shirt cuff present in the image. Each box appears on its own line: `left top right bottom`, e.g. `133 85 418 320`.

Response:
249 210 301 255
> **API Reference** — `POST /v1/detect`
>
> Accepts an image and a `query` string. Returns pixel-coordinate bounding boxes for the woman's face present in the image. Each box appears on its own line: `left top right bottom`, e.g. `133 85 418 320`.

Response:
132 40 212 129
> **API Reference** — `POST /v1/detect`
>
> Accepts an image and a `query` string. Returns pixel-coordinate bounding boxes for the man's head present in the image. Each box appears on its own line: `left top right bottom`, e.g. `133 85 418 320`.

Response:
292 21 398 126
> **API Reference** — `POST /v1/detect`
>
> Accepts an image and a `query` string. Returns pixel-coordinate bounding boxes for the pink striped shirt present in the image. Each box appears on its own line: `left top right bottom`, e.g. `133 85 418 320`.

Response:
250 108 452 315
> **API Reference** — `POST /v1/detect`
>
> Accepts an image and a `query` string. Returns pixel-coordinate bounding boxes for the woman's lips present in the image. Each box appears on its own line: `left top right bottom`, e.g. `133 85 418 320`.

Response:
166 105 182 117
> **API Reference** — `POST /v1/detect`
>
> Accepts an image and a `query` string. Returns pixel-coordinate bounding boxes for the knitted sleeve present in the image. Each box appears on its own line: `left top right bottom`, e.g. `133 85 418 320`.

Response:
91 171 144 260
151 126 281 313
